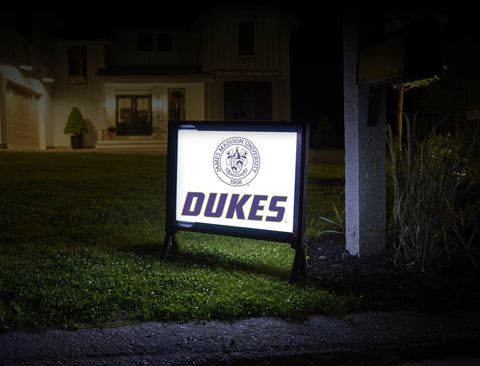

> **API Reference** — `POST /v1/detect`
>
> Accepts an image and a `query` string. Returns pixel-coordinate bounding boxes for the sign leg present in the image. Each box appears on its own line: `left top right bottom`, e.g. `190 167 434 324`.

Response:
289 245 306 284
160 233 170 260
161 232 179 260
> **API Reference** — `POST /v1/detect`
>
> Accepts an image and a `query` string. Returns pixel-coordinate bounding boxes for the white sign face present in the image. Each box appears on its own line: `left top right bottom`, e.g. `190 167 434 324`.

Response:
175 129 298 233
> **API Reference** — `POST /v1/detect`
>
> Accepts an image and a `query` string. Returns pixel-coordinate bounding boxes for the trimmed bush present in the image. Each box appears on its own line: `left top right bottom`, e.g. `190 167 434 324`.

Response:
64 107 88 135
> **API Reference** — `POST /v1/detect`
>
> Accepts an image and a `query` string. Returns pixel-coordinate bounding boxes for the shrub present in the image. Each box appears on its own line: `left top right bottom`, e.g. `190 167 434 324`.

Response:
386 116 479 272
310 116 338 149
64 107 88 135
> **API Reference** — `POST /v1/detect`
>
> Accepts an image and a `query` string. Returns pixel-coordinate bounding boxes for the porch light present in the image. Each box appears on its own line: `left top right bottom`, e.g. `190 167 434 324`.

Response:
104 97 115 110
19 64 33 71
152 97 164 110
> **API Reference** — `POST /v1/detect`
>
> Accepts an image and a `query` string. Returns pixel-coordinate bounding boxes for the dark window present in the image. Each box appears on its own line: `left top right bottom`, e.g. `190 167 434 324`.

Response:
137 33 153 51
157 33 172 51
16 13 33 42
238 22 254 56
224 82 272 120
68 47 87 84
168 89 185 121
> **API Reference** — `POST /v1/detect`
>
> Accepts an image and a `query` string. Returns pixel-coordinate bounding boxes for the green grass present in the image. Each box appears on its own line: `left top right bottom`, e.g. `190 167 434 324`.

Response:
0 151 348 331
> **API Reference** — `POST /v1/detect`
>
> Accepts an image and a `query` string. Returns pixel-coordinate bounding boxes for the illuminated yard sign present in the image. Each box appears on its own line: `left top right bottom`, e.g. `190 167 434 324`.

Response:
161 121 309 283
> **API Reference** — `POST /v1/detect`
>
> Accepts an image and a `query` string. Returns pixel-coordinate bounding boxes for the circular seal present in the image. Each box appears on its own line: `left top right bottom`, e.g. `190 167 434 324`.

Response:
213 136 260 186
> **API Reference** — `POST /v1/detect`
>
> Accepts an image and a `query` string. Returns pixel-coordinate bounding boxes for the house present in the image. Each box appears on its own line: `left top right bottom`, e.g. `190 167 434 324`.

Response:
0 5 297 151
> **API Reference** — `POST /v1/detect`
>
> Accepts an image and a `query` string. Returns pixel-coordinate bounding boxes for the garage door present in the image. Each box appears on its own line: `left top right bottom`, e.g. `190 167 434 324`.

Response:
6 82 39 150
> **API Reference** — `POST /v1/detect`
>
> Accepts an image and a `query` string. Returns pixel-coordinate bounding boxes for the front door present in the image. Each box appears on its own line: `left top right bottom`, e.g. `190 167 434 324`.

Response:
116 95 152 136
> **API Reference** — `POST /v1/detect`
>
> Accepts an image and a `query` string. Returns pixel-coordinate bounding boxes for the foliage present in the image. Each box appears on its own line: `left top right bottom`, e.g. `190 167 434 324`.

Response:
64 107 88 135
305 164 345 239
393 66 447 149
393 72 444 93
386 116 480 272
310 116 338 149
0 152 350 331
318 193 346 237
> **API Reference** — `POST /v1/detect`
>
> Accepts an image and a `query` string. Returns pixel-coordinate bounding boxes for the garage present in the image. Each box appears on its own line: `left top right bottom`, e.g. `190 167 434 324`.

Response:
6 81 39 150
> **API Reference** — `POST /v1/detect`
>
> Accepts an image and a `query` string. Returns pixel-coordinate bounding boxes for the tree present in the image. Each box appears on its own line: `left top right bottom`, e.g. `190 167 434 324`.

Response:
393 72 445 150
384 7 449 150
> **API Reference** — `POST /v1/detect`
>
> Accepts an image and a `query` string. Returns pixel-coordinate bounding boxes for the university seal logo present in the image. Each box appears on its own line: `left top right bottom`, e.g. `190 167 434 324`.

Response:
213 137 260 186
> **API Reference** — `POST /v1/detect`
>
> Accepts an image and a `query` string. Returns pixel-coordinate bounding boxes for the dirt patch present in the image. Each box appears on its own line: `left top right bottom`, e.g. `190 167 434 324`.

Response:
306 234 480 313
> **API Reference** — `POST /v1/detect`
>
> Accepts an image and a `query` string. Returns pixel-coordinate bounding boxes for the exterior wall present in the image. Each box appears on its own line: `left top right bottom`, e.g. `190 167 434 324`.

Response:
205 77 290 122
185 83 205 120
0 11 55 150
1 5 294 149
202 8 284 72
202 7 292 121
49 40 107 148
106 27 202 68
5 82 39 149
101 81 205 140
0 66 52 150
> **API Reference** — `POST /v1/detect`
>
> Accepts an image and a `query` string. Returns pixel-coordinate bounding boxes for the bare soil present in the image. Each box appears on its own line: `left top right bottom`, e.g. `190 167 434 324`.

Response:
306 234 480 313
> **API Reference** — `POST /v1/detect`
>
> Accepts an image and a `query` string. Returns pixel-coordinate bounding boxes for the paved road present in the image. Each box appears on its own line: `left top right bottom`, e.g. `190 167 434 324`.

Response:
2 311 480 365
399 358 480 365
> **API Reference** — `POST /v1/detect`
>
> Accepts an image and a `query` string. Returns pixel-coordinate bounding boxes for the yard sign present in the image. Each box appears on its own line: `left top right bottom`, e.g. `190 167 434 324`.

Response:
161 121 309 283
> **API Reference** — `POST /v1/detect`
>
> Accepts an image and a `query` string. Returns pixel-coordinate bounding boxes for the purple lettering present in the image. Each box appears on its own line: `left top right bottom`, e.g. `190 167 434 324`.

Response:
266 196 287 222
248 195 268 221
181 192 287 223
181 192 205 216
226 194 251 219
204 193 228 217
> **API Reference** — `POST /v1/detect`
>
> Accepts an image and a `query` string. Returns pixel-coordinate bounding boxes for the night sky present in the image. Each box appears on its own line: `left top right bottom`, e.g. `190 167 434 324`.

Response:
288 6 344 138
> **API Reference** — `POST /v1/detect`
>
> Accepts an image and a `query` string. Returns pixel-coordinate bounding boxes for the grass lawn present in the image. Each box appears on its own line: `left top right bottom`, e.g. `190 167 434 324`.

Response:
0 151 349 331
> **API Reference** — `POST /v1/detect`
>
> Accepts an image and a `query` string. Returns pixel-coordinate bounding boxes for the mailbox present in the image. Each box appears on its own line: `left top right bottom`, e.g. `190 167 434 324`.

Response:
358 18 444 86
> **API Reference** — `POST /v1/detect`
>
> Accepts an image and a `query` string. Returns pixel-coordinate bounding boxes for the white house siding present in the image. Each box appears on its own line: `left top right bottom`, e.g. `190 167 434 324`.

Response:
101 80 206 140
201 7 293 122
204 15 281 71
1 5 294 150
49 40 107 148
100 24 206 141
184 83 205 121
0 10 57 150
105 28 202 68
